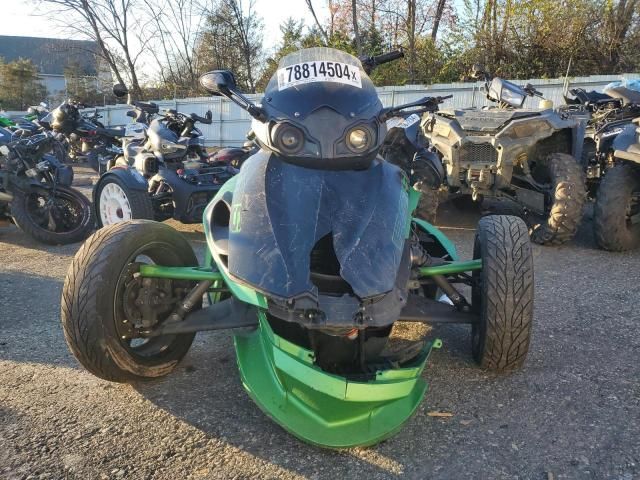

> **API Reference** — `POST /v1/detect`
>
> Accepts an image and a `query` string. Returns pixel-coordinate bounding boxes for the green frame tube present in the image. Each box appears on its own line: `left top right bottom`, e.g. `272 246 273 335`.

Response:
419 259 482 277
139 265 223 281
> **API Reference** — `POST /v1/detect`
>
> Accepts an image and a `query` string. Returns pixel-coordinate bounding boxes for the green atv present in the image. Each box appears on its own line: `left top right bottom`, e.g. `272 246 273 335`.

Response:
60 48 534 448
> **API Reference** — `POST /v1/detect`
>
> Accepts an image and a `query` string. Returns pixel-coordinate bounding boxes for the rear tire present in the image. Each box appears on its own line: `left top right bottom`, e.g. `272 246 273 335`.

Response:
61 220 198 382
530 153 586 245
471 215 534 371
593 163 640 251
11 184 94 245
95 175 154 228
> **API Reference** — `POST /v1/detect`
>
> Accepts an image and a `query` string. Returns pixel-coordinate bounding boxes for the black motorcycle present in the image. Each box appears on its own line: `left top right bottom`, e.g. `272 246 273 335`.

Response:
92 84 236 227
0 128 94 244
45 101 125 166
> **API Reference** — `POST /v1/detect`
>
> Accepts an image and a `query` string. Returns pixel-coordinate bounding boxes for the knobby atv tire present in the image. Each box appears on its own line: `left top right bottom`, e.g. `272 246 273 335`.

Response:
415 188 439 224
61 220 198 382
472 215 534 372
530 153 586 246
11 184 94 245
95 175 154 228
593 163 640 251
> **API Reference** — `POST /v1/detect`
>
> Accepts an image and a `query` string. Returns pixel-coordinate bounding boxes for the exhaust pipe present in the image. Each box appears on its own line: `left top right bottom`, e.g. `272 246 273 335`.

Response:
0 191 13 202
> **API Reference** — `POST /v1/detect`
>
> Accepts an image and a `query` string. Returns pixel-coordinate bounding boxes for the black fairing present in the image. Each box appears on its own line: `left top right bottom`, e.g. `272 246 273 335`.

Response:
258 48 386 169
218 150 409 301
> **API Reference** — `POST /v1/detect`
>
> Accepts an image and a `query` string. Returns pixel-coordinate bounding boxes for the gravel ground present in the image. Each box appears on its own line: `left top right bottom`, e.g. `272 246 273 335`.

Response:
0 172 639 480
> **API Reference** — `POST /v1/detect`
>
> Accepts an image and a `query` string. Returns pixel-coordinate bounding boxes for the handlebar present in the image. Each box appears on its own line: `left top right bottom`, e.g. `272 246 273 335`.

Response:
190 112 212 125
133 101 159 114
360 49 404 74
380 94 452 121
523 84 543 97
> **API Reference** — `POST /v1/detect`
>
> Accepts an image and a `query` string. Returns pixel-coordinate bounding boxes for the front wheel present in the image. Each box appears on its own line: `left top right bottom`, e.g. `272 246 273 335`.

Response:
95 175 154 228
529 153 586 245
61 220 198 382
11 184 94 245
471 215 534 371
593 163 640 251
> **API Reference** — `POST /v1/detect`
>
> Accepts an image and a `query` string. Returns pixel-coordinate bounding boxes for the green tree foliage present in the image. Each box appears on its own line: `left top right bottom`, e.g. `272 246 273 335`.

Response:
64 61 104 106
0 58 47 110
442 0 640 81
195 0 264 93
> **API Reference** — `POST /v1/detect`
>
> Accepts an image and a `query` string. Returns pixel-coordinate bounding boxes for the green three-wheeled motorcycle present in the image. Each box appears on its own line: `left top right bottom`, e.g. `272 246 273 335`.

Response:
61 47 534 448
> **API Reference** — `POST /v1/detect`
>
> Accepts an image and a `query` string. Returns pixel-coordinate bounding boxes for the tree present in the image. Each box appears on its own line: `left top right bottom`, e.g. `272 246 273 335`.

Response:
0 59 47 110
196 0 264 93
64 61 104 105
143 0 204 96
39 0 150 99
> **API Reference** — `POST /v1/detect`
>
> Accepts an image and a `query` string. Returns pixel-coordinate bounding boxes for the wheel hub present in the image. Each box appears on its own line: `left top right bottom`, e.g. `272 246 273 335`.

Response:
100 182 133 225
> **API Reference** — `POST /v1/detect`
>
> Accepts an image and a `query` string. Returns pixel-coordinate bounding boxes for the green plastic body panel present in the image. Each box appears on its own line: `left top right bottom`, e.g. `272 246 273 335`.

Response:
0 116 15 128
412 217 459 260
234 314 440 448
202 176 268 309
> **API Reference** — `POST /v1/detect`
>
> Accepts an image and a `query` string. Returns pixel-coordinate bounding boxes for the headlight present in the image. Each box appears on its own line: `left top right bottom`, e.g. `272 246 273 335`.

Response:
272 123 304 154
345 125 374 153
161 142 178 153
501 88 525 108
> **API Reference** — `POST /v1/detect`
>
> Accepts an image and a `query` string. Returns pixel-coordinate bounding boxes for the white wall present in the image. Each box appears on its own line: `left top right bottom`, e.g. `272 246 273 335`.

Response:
7 73 637 146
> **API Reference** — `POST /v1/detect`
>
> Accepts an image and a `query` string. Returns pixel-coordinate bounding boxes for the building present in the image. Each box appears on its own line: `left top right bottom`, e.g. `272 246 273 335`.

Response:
0 35 112 105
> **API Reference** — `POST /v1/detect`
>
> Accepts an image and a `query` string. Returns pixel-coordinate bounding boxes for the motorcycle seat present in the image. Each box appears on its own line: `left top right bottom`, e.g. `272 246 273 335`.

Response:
571 88 614 105
133 101 159 114
604 86 640 106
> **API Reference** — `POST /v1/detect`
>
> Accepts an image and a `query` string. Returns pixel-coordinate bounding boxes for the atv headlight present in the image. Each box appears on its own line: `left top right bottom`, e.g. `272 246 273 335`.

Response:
346 125 374 153
500 87 525 108
161 142 178 153
272 123 304 155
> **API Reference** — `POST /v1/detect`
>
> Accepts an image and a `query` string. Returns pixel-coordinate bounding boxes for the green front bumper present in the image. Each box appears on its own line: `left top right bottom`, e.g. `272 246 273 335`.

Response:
234 313 440 448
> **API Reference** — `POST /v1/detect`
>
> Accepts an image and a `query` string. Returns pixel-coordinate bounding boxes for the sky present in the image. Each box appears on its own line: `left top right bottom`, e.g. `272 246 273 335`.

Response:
2 0 328 47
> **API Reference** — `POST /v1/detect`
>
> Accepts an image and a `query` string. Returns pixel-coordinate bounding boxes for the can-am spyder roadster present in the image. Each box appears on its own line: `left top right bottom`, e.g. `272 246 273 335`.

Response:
61 48 534 448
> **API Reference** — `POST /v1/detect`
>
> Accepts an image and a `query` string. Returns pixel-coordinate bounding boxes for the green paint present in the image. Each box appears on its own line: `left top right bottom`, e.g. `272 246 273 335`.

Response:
419 259 483 277
197 177 267 309
215 262 268 309
405 187 422 238
139 265 223 281
0 116 15 128
412 217 459 260
234 314 439 448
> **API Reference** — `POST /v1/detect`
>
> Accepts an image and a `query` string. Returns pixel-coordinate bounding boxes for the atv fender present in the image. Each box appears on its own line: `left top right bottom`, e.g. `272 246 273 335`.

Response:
93 167 148 197
612 124 639 163
570 120 586 161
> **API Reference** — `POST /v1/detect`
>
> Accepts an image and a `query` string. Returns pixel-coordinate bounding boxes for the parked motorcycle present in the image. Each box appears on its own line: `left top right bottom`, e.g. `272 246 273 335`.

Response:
0 128 94 244
420 65 586 245
46 101 123 163
209 131 258 168
61 47 534 448
92 85 235 227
